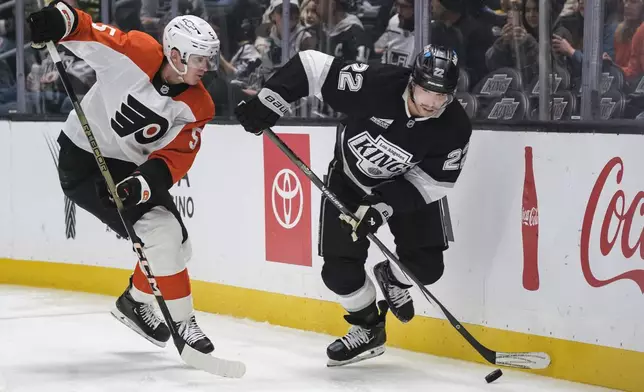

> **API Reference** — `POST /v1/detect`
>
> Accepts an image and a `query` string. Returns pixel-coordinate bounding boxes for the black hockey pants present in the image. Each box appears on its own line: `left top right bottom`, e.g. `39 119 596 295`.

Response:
56 131 187 242
318 160 448 298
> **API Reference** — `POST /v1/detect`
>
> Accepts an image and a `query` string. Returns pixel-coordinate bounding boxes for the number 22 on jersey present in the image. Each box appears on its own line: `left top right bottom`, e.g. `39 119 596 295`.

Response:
337 63 369 92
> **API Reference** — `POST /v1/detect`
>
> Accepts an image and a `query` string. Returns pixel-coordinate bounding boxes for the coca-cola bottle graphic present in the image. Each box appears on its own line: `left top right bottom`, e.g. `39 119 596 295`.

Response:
522 146 540 291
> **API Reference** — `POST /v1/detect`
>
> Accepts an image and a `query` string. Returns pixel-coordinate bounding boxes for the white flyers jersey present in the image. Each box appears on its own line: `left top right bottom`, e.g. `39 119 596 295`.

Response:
375 15 415 68
60 9 215 184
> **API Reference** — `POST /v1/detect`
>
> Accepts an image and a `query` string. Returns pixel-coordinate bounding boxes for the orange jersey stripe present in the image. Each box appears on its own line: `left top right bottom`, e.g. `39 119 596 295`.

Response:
132 264 192 300
62 9 163 77
149 84 215 184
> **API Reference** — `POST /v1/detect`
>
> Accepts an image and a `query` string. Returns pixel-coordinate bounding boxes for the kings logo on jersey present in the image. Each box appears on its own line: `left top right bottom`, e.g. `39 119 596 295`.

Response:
111 95 169 144
347 132 414 178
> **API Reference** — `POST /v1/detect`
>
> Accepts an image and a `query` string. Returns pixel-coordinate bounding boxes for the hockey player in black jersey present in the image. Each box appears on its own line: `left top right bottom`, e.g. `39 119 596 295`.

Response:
235 45 472 366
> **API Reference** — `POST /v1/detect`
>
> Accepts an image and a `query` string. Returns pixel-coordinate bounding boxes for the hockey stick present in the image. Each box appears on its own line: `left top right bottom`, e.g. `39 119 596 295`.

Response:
46 42 245 378
264 128 550 370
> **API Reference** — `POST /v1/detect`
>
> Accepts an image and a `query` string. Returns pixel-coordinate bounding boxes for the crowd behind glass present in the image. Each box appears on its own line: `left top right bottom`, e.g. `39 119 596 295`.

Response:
1 0 643 121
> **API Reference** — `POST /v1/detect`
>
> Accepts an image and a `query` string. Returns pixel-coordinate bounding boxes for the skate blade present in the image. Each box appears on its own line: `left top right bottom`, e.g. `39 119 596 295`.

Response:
110 307 167 348
326 345 385 367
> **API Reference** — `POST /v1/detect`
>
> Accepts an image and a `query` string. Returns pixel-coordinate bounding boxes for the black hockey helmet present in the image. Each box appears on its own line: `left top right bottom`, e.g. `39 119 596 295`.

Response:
411 45 460 95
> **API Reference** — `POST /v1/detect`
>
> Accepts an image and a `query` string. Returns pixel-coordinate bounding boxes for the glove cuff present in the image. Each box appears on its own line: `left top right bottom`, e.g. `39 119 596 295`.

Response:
372 202 393 222
257 88 291 117
135 174 152 205
54 1 77 39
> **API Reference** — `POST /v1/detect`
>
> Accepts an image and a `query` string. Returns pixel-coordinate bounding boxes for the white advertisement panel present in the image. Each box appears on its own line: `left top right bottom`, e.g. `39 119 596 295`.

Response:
2 120 643 355
0 120 11 258
8 122 134 267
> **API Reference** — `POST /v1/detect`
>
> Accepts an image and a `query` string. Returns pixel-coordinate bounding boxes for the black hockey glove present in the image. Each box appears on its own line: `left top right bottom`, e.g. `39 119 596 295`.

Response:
339 194 393 242
235 89 290 135
97 172 152 208
27 0 78 49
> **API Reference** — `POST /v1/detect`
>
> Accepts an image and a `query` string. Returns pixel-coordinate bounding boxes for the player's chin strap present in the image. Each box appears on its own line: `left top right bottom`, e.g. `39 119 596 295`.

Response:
45 41 245 378
263 127 552 371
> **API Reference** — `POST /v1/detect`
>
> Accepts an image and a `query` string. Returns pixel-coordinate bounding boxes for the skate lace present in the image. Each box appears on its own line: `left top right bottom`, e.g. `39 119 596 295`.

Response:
388 284 412 308
139 303 163 329
340 326 371 350
176 317 207 345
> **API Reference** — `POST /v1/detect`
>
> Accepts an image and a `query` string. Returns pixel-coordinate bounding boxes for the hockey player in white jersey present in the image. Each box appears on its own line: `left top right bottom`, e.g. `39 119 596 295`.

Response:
28 1 219 353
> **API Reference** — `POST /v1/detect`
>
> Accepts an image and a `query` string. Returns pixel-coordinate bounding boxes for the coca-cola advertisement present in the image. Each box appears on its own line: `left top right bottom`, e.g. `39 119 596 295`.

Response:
581 157 644 291
522 146 540 291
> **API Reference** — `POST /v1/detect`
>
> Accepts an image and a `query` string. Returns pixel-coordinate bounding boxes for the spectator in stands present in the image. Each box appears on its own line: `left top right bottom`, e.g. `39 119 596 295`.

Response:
201 22 254 118
0 45 96 115
559 0 578 16
220 18 263 92
140 0 208 40
605 0 644 71
430 0 497 85
485 0 539 82
255 0 316 80
374 0 415 67
0 0 96 115
485 0 563 83
612 18 644 80
301 0 326 51
114 0 143 32
552 0 619 82
317 0 371 61
301 0 321 27
470 0 507 30
0 0 40 89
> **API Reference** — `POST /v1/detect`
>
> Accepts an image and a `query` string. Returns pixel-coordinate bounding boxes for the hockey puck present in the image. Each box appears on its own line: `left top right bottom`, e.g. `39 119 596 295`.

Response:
485 368 503 383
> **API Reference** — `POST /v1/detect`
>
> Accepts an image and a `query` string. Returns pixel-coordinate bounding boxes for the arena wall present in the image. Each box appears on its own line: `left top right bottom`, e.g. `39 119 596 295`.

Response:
1 120 642 391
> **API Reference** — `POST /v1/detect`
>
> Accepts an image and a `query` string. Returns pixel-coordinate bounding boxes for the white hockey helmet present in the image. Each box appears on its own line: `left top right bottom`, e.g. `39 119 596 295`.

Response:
163 15 220 76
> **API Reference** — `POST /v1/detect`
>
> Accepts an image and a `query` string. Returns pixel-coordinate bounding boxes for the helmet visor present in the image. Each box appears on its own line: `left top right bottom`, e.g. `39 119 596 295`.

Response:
187 53 220 72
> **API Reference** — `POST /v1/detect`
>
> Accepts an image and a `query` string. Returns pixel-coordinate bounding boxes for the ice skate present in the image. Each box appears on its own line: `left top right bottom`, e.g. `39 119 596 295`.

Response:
374 260 414 323
327 301 388 367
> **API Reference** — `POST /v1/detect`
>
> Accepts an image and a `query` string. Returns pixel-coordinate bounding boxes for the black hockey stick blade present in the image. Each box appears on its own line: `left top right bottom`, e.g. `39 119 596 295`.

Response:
263 127 551 371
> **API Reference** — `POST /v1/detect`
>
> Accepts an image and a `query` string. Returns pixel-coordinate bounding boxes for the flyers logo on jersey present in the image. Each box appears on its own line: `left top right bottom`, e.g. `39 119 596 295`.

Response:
111 95 169 145
347 132 414 178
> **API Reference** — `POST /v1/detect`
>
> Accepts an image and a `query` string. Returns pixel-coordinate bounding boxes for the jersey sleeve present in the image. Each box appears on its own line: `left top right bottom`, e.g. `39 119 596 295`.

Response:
373 124 472 213
60 8 161 75
260 50 405 117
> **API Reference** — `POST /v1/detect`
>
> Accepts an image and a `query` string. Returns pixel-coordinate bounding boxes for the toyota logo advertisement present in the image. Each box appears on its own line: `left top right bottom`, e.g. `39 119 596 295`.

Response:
271 168 303 230
263 133 312 267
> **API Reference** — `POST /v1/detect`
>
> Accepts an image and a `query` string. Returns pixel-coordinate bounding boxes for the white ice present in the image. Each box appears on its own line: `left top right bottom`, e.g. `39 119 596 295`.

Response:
0 285 613 392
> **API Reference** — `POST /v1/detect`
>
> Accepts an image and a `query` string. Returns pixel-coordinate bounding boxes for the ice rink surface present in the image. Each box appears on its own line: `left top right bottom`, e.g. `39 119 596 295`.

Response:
0 285 615 392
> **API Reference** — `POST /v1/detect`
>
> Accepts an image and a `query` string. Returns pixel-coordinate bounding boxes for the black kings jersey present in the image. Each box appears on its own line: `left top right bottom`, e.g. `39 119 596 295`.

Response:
259 50 472 214
326 14 371 62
